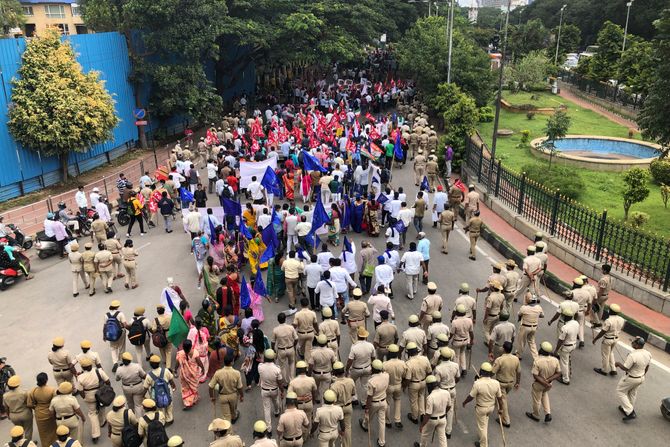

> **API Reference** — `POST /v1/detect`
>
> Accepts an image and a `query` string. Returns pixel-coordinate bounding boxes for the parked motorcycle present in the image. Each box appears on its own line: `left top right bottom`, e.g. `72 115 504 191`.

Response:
6 223 33 250
0 251 31 290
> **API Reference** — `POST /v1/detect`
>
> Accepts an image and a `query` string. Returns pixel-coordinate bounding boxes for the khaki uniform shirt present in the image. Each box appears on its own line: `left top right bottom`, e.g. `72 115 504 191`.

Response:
425 161 438 175
272 323 298 349
571 288 592 311
465 191 479 210
598 275 612 297
330 377 355 406
602 315 625 338
121 247 138 262
116 363 146 387
583 283 597 304
210 434 245 447
94 250 114 272
138 410 165 439
288 375 317 403
522 255 542 276
414 155 426 169
151 314 171 332
400 327 427 352
319 320 340 343
451 317 473 343
468 377 501 408
68 251 84 272
488 273 507 291
78 368 109 402
426 388 451 417
76 351 102 368
504 270 520 294
277 408 309 438
453 295 476 320
404 356 431 382
344 301 369 322
209 366 243 395
468 217 483 235
532 356 561 382
48 348 75 371
258 362 283 390
309 347 336 373
427 323 450 349
518 304 544 326
293 309 317 334
49 394 80 417
91 220 108 239
383 359 406 386
485 292 504 317
448 187 462 204
492 354 520 385
490 322 516 347
82 250 96 273
347 341 375 369
373 322 398 348
143 367 175 392
366 372 389 400
558 301 580 323
623 349 652 377
313 404 343 431
281 259 305 279
104 238 122 254
559 320 580 346
2 389 31 418
434 360 460 389
438 210 455 229
420 294 443 315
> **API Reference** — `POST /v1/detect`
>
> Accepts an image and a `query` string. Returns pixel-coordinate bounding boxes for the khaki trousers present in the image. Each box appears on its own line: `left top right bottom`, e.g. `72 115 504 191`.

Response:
341 404 352 447
278 347 296 382
123 261 137 287
427 174 438 191
408 381 426 419
469 233 479 258
601 337 618 373
419 416 446 447
159 343 173 370
559 345 575 382
85 271 98 294
593 296 608 325
349 367 370 404
515 275 538 300
616 376 644 414
440 228 451 253
385 384 402 423
99 270 113 289
134 338 152 363
72 269 88 294
576 310 586 343
159 403 173 423
84 396 102 439
297 401 313 440
317 428 338 447
361 400 387 446
516 325 538 360
56 415 81 442
9 410 33 442
464 207 475 227
261 388 280 430
503 292 515 313
122 383 145 417
112 254 122 277
475 405 494 447
218 392 239 422
414 167 425 185
314 371 332 400
531 381 551 417
286 278 299 307
53 370 74 386
348 320 364 344
482 315 499 344
280 437 303 447
499 382 514 425
452 340 469 371
445 387 456 435
109 338 126 365
297 332 314 362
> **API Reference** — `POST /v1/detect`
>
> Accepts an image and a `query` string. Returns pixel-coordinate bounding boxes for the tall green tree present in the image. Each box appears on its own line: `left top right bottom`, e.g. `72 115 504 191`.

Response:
508 19 550 61
589 21 624 81
506 50 551 91
433 82 479 171
638 9 670 156
622 168 651 220
550 23 581 61
544 110 571 168
0 0 24 35
618 39 654 95
7 31 118 181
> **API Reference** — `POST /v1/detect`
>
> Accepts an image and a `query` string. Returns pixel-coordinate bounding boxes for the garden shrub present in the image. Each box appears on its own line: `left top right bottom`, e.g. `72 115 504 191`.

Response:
649 159 670 185
521 163 585 200
629 211 650 228
478 106 494 123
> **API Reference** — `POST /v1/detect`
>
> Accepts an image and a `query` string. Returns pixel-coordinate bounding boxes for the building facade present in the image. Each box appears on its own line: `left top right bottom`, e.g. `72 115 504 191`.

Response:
19 0 87 37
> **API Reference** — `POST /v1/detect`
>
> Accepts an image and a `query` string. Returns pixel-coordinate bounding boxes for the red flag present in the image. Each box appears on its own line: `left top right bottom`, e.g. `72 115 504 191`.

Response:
454 179 468 194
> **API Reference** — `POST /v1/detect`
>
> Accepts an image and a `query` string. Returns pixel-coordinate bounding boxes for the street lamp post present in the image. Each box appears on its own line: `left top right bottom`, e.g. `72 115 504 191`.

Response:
489 0 512 165
554 4 567 66
622 1 634 53
446 0 455 83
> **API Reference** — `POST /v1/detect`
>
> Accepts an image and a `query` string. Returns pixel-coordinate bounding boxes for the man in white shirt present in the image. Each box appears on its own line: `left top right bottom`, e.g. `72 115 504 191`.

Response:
401 242 424 300
389 193 402 220
385 224 400 249
328 258 357 311
315 270 338 314
432 185 448 228
381 188 394 226
247 176 266 205
89 188 101 207
284 210 299 252
340 241 357 276
206 159 218 194
257 208 272 230
397 202 414 250
75 186 88 215
368 285 394 325
382 242 400 272
373 255 394 296
43 216 56 238
317 246 334 271
95 200 112 223
303 254 324 308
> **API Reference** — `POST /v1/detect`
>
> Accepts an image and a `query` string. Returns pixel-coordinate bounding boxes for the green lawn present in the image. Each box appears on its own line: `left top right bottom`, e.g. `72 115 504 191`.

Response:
502 91 568 108
477 96 670 238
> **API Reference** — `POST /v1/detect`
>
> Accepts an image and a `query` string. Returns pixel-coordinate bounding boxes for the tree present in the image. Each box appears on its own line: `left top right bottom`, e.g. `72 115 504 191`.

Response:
638 9 670 155
7 30 118 181
617 39 654 95
434 83 479 171
506 50 551 91
477 7 505 30
588 21 624 81
508 19 550 61
544 110 571 168
621 168 650 220
0 0 24 35
549 23 581 61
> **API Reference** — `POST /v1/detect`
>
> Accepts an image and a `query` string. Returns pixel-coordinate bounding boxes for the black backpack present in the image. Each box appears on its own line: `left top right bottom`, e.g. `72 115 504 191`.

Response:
51 441 74 447
10 441 30 447
151 318 168 348
94 369 116 407
144 412 168 447
128 317 147 346
121 409 142 447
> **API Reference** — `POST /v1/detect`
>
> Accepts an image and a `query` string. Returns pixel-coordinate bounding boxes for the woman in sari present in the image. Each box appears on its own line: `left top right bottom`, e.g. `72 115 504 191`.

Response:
283 171 295 201
27 373 56 446
196 299 218 350
242 203 256 231
266 250 286 303
246 233 268 276
365 198 381 236
175 339 203 409
209 233 227 270
218 306 241 360
187 317 210 382
224 240 239 271
351 195 366 233
226 266 241 316
300 169 312 203
327 203 341 246
200 256 221 298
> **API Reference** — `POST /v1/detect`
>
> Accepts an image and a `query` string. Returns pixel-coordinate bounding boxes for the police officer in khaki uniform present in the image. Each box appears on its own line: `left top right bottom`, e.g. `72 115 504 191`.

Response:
94 242 115 293
526 342 561 423
452 283 476 322
418 283 442 331
150 305 173 370
464 184 480 226
49 382 85 442
425 157 439 192
104 301 128 371
399 315 427 356
81 242 98 296
330 362 354 447
121 240 139 289
345 327 375 407
516 246 542 301
209 418 245 447
554 308 579 385
53 425 82 447
103 237 124 280
129 307 152 363
318 308 340 359
343 288 369 344
137 399 165 446
311 390 344 447
462 362 503 447
359 360 389 446
430 334 450 367
415 375 450 447
68 242 89 297
488 313 516 360
47 337 77 386
448 183 464 211
503 260 519 311
615 337 652 421
433 348 459 438
106 395 137 447
428 129 438 152
463 210 483 261
258 350 283 432
115 352 146 417
5 425 36 447
287 362 317 440
309 336 336 402
208 355 244 423
566 278 592 348
482 281 505 344
373 310 398 360
382 344 405 429
3 376 33 441
277 392 308 447
403 342 431 424
516 293 544 361
293 299 318 362
438 204 456 254
449 305 474 376
91 215 109 244
272 313 298 383
593 303 625 376
77 340 103 369
413 150 426 186
143 355 176 425
77 357 110 443
426 312 449 360
593 264 612 327
491 342 520 428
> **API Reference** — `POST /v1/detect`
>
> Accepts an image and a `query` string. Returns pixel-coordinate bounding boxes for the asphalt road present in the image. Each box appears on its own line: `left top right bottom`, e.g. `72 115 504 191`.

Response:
1 162 669 446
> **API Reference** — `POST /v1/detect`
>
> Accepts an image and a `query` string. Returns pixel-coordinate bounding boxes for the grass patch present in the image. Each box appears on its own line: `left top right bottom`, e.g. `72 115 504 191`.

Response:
477 98 670 238
502 91 567 108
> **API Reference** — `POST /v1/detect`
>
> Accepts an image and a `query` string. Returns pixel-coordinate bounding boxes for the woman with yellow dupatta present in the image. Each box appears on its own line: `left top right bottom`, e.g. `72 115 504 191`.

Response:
246 232 267 275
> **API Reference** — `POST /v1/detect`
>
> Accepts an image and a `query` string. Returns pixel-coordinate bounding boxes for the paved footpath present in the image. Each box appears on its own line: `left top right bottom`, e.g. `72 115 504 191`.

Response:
1 157 669 446
557 81 638 130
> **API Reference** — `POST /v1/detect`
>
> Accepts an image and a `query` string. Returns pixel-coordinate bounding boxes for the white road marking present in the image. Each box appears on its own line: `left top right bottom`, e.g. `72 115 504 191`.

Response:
136 242 151 251
457 418 469 435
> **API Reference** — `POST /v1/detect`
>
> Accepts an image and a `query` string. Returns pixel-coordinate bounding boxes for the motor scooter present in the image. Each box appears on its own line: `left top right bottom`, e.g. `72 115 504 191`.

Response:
6 223 33 250
35 231 74 259
0 252 30 290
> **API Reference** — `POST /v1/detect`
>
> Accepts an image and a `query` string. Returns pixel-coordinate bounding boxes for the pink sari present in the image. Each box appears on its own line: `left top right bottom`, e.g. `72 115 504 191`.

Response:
176 349 201 407
187 327 210 382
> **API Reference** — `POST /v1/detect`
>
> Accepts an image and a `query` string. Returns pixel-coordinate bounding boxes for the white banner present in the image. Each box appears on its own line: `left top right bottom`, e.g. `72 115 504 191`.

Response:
239 158 278 189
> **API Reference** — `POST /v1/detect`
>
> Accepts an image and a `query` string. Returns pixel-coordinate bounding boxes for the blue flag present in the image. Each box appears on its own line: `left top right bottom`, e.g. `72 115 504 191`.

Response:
254 268 267 297
394 132 403 160
261 166 282 196
222 198 242 217
240 276 251 309
260 223 278 264
207 216 218 244
377 193 389 205
421 175 430 191
179 188 194 204
301 150 328 173
240 223 253 239
271 209 281 227
342 236 353 262
310 195 330 235
304 232 321 250
394 219 407 234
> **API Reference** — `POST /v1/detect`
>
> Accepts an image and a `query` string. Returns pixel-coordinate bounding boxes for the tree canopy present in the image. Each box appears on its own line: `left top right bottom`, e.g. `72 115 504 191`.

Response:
0 0 24 35
7 30 118 181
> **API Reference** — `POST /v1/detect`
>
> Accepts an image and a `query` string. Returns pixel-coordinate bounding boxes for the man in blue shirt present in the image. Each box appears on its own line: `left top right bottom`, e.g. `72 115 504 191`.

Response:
417 232 430 285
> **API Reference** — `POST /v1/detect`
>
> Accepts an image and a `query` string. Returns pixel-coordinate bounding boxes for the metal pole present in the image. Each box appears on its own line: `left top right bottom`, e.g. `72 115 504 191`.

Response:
446 0 455 83
554 5 567 66
489 0 512 163
622 1 633 54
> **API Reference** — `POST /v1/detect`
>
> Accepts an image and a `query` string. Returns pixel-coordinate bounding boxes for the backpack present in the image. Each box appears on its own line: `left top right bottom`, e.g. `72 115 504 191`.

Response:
152 317 168 348
51 441 74 447
128 317 147 346
94 368 116 407
121 409 142 447
144 413 168 447
149 368 172 409
9 441 29 447
104 312 122 342
222 185 233 199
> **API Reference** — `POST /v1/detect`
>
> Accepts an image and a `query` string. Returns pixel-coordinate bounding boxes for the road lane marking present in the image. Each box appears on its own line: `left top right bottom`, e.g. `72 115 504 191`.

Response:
136 242 151 251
